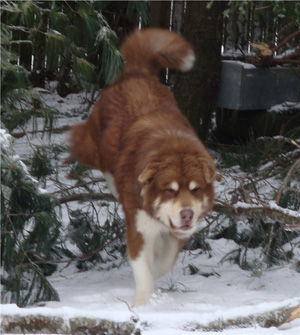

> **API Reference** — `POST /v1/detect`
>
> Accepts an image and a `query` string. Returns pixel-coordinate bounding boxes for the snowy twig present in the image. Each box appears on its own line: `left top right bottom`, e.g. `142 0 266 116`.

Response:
275 158 300 205
213 200 300 226
291 140 300 149
117 298 140 322
11 125 71 138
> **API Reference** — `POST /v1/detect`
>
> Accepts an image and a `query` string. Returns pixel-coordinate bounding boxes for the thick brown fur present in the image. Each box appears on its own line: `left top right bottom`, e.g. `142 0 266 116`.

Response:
70 28 216 306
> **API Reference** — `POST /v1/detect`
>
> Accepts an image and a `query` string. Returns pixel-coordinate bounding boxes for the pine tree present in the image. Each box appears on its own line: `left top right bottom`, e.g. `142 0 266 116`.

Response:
1 127 61 306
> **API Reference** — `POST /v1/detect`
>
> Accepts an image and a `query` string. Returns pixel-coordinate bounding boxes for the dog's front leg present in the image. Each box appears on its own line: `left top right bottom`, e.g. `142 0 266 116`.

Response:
127 209 164 307
129 247 154 307
153 233 181 279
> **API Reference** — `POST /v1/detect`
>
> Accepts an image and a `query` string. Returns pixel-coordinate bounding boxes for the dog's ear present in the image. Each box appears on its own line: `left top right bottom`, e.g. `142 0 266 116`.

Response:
138 166 156 185
203 163 216 184
138 162 161 185
196 158 215 184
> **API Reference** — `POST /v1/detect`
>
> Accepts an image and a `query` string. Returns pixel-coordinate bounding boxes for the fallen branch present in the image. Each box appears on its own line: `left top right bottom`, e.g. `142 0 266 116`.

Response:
249 30 300 66
275 158 300 205
272 59 300 65
213 200 300 226
57 191 300 226
272 30 300 53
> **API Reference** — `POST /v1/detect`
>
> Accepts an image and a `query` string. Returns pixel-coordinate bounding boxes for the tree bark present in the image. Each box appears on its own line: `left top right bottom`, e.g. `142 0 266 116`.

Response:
174 1 223 141
149 1 171 29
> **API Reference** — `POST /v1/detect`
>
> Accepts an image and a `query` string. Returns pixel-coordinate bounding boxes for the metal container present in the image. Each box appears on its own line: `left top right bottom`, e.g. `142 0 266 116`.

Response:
216 61 300 110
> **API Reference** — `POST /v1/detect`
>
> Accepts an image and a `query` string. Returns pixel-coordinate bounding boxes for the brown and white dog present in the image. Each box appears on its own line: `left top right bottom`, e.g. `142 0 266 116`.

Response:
70 28 216 307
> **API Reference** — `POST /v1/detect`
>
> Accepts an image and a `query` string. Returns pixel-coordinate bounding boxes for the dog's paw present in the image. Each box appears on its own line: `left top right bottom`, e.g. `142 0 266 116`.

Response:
131 292 152 308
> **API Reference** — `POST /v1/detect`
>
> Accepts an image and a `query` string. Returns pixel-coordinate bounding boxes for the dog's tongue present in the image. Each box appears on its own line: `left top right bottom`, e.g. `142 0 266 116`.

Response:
180 224 191 231
169 218 191 231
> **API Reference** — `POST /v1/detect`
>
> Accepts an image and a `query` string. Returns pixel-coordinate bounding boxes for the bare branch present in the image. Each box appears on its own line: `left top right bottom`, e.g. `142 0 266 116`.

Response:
272 30 300 53
11 125 71 139
275 158 300 205
51 177 106 194
57 190 300 226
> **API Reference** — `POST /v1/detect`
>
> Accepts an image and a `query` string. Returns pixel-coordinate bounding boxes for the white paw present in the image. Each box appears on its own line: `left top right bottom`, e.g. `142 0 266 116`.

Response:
131 292 152 307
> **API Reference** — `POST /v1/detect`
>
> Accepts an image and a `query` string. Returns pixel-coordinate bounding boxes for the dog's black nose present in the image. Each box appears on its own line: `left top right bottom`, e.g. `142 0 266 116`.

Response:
180 209 194 225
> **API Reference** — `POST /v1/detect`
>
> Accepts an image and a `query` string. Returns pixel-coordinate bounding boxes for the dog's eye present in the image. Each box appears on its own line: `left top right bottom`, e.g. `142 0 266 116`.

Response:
191 187 201 193
164 188 176 196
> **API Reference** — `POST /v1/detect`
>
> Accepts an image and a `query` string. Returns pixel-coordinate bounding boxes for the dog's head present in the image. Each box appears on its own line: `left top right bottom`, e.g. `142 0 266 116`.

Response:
138 153 215 239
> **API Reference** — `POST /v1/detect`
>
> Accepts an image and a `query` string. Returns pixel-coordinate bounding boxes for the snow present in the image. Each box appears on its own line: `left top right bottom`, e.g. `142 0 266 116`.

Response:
221 60 257 69
1 84 300 334
1 244 300 333
267 102 300 114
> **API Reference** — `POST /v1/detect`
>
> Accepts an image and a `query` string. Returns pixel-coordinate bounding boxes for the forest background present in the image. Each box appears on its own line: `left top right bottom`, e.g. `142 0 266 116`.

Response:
1 0 300 312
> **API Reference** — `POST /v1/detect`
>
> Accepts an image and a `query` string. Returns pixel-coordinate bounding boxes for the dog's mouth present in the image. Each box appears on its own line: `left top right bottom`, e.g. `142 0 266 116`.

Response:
169 218 192 231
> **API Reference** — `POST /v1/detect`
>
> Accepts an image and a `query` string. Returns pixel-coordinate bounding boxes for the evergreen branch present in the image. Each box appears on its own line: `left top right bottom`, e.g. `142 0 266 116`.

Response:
51 178 106 194
9 40 32 45
0 7 21 13
20 235 120 267
6 214 36 268
4 25 30 34
58 192 115 204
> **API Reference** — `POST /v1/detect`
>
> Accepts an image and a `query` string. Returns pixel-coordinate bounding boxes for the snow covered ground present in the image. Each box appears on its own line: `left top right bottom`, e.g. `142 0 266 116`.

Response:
1 87 300 334
2 244 300 334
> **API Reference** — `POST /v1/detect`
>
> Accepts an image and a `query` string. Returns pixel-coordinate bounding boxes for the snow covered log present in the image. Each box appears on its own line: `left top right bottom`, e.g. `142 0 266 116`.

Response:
1 304 299 334
196 304 299 332
1 314 136 335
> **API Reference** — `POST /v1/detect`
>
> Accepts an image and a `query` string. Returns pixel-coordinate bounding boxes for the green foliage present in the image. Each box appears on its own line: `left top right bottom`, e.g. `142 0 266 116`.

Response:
95 27 124 85
31 146 53 179
224 1 300 28
278 189 300 211
272 1 300 28
127 1 150 26
1 0 147 90
67 163 90 180
68 208 126 271
1 21 57 132
1 127 61 306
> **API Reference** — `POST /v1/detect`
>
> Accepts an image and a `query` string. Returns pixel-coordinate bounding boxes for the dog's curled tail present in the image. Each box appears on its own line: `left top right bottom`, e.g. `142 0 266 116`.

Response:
120 28 195 76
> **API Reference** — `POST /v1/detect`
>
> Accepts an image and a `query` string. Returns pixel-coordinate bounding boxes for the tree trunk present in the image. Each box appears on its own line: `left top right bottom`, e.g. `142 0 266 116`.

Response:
149 1 171 29
174 1 223 141
149 1 171 84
